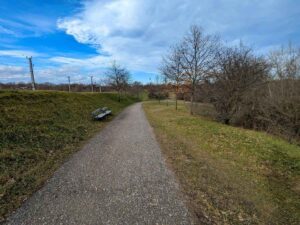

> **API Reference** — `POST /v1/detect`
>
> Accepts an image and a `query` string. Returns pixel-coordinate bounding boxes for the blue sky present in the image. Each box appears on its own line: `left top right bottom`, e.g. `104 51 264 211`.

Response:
0 0 299 84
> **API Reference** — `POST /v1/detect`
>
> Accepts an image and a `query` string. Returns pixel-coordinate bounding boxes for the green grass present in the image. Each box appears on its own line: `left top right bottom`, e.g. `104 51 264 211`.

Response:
0 90 138 221
187 102 218 119
143 101 300 225
138 90 149 101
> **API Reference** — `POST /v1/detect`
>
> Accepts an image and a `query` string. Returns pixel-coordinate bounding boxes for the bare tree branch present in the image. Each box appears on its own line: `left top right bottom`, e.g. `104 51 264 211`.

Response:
106 61 131 102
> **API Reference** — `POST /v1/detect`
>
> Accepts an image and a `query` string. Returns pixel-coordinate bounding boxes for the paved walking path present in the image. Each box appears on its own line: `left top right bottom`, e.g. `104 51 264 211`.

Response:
6 103 194 225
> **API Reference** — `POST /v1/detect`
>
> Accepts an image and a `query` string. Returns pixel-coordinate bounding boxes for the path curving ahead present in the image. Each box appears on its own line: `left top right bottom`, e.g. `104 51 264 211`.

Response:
6 103 194 225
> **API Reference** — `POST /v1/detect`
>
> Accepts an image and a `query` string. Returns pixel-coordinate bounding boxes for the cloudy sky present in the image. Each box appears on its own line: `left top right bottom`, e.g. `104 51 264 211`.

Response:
0 0 299 84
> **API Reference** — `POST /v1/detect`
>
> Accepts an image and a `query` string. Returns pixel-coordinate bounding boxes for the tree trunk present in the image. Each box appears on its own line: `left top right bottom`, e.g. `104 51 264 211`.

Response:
190 92 194 115
268 82 272 98
175 91 178 110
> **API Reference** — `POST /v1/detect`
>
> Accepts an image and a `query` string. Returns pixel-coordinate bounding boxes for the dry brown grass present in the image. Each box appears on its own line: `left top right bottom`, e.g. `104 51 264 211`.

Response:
143 101 300 225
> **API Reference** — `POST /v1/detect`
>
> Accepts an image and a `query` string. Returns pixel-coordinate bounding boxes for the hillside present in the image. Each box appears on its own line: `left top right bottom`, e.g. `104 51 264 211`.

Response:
0 90 138 221
143 101 300 225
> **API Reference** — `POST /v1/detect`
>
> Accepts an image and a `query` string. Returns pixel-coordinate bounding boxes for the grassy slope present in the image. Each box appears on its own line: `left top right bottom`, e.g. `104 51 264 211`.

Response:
0 90 137 221
143 101 300 225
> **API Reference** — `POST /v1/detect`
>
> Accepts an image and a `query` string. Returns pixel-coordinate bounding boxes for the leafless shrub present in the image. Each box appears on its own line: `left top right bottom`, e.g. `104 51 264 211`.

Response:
208 43 300 142
129 81 143 99
209 45 270 125
258 44 300 141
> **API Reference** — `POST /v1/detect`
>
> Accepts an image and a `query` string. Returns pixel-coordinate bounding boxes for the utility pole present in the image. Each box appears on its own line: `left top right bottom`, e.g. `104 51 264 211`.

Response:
68 76 71 92
99 82 102 93
27 56 36 91
90 76 94 92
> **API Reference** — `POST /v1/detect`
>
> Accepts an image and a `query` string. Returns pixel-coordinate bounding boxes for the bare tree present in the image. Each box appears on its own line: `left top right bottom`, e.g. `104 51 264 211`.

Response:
131 81 143 99
161 45 184 110
269 43 300 80
106 61 131 102
210 45 269 125
181 25 220 114
263 44 300 140
268 43 300 98
158 25 299 142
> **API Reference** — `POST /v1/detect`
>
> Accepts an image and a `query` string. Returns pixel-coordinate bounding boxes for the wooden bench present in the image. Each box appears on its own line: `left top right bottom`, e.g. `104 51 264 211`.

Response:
92 107 112 120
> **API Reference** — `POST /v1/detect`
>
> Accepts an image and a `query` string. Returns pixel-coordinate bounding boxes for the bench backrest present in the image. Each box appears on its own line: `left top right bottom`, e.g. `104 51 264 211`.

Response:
92 107 111 116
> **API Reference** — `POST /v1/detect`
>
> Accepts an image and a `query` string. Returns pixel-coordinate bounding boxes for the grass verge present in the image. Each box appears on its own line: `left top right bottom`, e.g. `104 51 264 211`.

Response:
0 90 137 221
143 101 300 225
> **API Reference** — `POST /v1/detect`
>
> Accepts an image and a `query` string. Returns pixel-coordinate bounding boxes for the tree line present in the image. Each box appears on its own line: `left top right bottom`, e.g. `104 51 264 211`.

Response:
161 25 300 143
0 60 134 102
0 82 112 92
2 25 299 142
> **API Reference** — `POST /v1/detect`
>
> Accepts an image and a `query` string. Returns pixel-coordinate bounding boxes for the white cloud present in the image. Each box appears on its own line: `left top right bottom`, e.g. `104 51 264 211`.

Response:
0 63 92 84
1 0 298 84
35 65 109 84
36 66 84 82
0 25 15 35
57 0 190 72
0 50 40 58
50 55 111 68
0 65 26 74
0 15 55 37
0 65 28 81
57 0 299 73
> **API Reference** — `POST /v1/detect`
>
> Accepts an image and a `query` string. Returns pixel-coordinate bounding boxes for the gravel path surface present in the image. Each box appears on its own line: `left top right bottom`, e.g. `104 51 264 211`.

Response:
5 103 194 225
